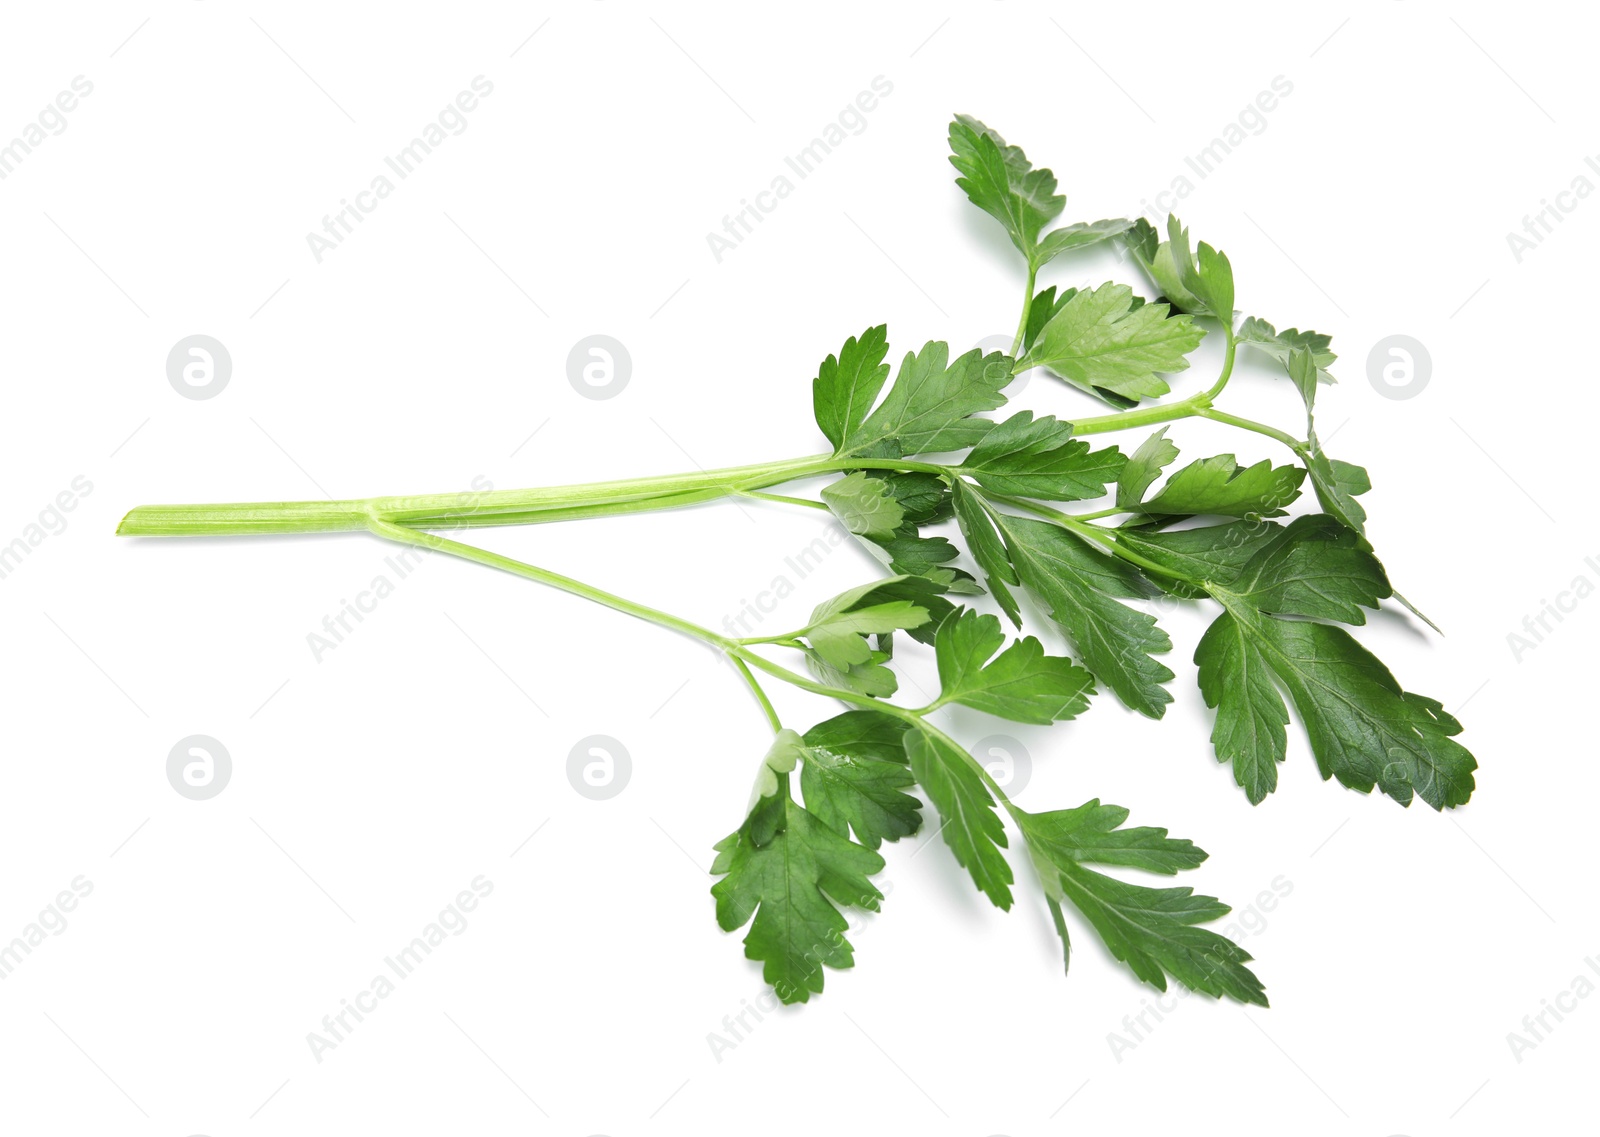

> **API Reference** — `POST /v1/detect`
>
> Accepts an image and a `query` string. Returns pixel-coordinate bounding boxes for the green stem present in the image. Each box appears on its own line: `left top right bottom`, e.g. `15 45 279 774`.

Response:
1065 519 1199 583
159 497 1021 822
728 648 1016 809
730 647 884 708
364 517 737 650
737 633 807 649
117 454 949 538
730 655 783 731
1203 327 1239 401
115 498 374 535
372 455 828 520
1194 407 1307 456
737 489 830 511
979 491 1198 584
1009 260 1039 359
822 457 949 476
395 487 744 531
1066 393 1210 437
115 329 1290 540
118 453 833 536
363 518 1002 802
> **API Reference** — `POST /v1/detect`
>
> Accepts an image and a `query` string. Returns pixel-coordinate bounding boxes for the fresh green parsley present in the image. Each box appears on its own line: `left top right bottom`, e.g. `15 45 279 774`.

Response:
118 115 1478 1012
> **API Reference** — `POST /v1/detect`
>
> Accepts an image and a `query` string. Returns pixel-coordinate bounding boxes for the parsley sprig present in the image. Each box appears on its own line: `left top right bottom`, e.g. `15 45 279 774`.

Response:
120 116 1476 1009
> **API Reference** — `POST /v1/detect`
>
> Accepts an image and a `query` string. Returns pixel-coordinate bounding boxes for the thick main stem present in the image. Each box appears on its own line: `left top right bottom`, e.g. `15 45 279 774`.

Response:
116 327 1275 540
117 454 834 537
115 454 950 537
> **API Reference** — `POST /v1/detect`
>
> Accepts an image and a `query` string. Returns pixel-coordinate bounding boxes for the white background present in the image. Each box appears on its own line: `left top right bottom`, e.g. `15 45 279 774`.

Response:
0 2 1594 1134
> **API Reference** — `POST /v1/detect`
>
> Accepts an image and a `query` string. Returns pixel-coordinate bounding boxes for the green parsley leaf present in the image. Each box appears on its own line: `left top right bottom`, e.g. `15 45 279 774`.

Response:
958 410 1126 500
861 534 965 584
1140 454 1306 519
800 711 922 849
1034 218 1135 267
806 606 929 668
1238 318 1337 392
804 587 931 670
813 325 892 452
805 646 898 699
1021 799 1210 873
1228 514 1392 625
1021 287 1141 410
1121 215 1159 268
843 574 959 646
1196 243 1235 326
1116 427 1181 510
950 480 1023 626
903 723 1014 908
1292 373 1439 630
840 342 1012 458
1122 217 1208 314
1112 520 1283 599
1287 345 1320 414
1016 802 1268 1004
1178 517 1447 805
1021 285 1076 356
1195 612 1289 804
877 471 953 525
992 513 1175 717
1019 282 1204 403
821 471 905 540
1164 215 1234 323
1208 602 1477 809
711 774 886 1004
1305 437 1372 534
822 474 980 596
933 608 1095 724
947 115 1064 257
744 729 807 822
797 578 934 696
